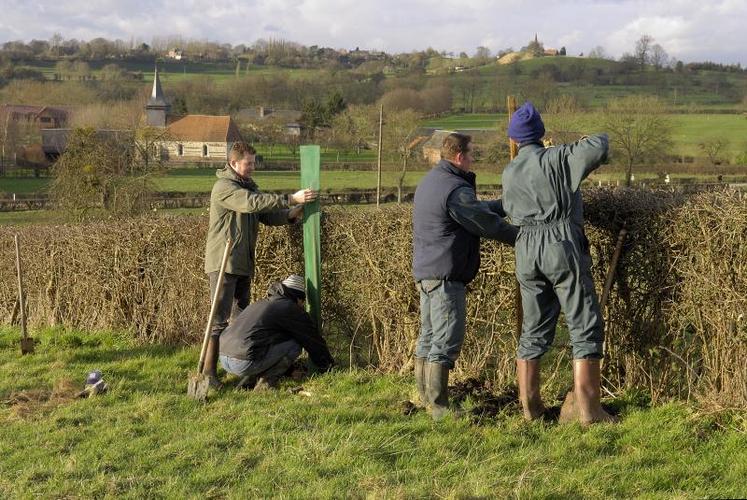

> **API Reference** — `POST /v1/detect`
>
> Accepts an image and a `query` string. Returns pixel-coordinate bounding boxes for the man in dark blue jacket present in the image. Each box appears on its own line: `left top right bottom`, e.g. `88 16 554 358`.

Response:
412 132 518 420
219 274 334 390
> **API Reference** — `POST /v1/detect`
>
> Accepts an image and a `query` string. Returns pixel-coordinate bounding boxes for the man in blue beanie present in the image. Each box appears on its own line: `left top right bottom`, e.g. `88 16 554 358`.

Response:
502 101 616 425
413 132 518 420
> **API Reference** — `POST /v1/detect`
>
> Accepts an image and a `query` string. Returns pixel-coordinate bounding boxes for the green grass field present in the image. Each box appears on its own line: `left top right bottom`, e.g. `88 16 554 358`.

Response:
0 326 745 497
254 147 376 163
153 170 480 193
424 113 747 159
0 170 500 198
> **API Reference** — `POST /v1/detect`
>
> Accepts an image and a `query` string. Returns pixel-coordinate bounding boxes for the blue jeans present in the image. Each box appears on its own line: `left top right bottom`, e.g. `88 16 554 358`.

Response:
220 340 302 378
414 280 466 369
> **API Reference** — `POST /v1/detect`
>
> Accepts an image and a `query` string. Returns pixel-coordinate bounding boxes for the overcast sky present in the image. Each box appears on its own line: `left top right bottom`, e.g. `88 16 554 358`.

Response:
1 0 745 65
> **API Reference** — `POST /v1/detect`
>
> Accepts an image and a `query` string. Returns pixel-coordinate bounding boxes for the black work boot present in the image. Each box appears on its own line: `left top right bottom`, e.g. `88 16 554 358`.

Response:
254 356 294 392
414 357 427 407
201 336 223 389
425 361 455 421
235 374 258 391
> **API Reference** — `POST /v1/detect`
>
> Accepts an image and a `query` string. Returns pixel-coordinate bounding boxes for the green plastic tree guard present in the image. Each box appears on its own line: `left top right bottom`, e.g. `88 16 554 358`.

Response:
300 145 321 330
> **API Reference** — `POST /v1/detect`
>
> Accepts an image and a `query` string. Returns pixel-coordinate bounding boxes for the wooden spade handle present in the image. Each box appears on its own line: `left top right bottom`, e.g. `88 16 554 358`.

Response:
14 235 28 341
197 238 233 373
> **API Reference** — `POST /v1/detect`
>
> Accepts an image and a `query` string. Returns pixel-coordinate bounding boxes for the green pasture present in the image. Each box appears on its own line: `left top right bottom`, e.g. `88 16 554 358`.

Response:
467 57 746 109
424 113 747 159
0 327 745 497
255 147 376 163
2 167 746 208
153 169 459 193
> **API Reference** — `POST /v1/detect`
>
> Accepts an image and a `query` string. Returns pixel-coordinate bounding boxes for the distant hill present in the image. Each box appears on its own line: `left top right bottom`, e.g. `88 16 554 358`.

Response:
496 52 535 64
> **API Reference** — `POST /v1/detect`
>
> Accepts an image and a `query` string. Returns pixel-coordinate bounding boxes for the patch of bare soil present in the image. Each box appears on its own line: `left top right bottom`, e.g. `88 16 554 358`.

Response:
450 377 520 420
2 379 80 419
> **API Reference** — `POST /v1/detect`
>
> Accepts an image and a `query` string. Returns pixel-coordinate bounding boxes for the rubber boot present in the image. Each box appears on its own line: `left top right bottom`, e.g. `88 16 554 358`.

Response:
516 359 545 421
254 355 294 392
201 336 223 389
414 357 428 407
425 361 454 421
561 359 618 425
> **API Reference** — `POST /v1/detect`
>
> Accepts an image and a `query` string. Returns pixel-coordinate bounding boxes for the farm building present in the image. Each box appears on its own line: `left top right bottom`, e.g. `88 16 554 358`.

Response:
421 130 455 163
41 129 132 161
161 115 243 160
0 104 70 130
167 49 183 60
235 106 303 137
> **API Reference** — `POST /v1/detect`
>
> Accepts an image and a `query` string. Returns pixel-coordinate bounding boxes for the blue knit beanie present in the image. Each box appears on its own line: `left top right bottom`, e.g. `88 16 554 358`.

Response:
508 101 545 143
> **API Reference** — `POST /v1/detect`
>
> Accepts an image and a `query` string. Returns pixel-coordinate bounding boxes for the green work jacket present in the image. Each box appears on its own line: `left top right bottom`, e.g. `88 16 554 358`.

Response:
204 166 291 276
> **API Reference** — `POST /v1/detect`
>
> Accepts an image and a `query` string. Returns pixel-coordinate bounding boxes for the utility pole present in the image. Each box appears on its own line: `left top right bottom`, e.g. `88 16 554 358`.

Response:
1 111 10 170
376 104 383 208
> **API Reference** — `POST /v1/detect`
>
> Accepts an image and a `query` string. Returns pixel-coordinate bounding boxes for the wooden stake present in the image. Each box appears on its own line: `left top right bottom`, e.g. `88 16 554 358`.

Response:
601 226 628 312
507 95 519 159
376 104 383 208
15 234 33 354
506 96 523 341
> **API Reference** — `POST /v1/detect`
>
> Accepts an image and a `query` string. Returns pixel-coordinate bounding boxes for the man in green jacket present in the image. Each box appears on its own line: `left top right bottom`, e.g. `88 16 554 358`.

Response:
203 141 317 385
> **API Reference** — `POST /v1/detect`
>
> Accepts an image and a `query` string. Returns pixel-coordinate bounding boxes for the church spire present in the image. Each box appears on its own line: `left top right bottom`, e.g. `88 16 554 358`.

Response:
145 63 170 127
149 64 167 106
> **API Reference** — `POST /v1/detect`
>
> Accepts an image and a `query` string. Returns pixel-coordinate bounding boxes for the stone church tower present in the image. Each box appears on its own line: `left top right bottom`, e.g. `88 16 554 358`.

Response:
145 66 170 127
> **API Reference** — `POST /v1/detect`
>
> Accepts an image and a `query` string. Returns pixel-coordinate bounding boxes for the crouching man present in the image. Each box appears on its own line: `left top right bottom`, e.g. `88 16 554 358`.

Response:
219 274 335 390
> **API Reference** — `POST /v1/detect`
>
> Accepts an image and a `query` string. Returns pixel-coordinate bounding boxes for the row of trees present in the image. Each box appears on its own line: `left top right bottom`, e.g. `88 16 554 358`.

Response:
4 32 746 76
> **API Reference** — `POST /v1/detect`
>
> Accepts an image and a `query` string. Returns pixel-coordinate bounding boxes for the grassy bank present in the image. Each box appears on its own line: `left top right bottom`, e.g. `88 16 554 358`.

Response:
0 327 745 497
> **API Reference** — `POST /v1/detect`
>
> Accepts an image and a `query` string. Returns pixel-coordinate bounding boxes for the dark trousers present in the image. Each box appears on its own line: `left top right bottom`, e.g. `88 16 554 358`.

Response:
208 272 251 338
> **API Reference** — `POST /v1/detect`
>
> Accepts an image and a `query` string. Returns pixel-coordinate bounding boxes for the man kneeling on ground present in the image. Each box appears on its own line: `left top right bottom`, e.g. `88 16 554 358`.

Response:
219 274 335 390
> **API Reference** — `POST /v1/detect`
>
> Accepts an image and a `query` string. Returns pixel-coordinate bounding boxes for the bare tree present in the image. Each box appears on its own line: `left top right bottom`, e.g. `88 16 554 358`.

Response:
650 44 670 70
543 94 587 143
51 127 160 218
454 72 482 113
330 105 377 156
635 34 654 70
698 138 729 165
0 112 20 166
588 46 607 59
420 84 453 116
383 109 421 203
379 88 424 112
604 95 673 186
474 46 492 64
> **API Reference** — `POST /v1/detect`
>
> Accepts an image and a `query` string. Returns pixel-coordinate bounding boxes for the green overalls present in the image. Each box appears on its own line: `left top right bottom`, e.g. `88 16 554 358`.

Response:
502 134 609 360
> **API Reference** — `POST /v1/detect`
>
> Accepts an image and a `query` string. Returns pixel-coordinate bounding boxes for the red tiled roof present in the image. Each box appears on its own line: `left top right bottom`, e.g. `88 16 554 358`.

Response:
166 115 243 142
